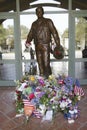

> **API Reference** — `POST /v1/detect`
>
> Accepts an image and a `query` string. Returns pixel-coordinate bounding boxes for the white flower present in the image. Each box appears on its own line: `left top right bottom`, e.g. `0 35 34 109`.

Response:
39 104 46 116
60 101 67 110
66 98 72 104
18 82 27 92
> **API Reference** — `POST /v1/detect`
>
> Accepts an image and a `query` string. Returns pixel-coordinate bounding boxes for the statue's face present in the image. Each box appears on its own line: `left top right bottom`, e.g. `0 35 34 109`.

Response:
36 7 44 18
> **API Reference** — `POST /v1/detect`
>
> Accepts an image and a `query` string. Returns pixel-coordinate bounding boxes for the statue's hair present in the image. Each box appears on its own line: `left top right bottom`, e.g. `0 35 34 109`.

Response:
36 6 44 14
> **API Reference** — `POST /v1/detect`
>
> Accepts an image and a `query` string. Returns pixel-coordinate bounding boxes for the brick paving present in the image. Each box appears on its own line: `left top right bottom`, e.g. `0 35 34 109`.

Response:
0 86 87 130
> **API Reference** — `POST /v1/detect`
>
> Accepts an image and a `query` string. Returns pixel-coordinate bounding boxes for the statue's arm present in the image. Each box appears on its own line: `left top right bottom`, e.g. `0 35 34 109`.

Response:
48 19 60 47
26 26 33 43
25 24 34 47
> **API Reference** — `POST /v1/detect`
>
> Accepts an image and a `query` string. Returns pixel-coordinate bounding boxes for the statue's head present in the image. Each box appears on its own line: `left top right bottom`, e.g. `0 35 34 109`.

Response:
36 6 44 18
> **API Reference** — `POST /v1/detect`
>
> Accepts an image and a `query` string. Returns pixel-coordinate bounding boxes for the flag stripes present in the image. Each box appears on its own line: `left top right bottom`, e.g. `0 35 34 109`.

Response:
33 110 42 118
74 85 84 96
23 99 33 106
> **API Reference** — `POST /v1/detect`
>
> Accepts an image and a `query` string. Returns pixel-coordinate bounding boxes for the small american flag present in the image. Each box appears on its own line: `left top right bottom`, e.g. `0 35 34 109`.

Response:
23 99 33 106
74 78 84 97
23 99 35 116
74 85 84 97
33 110 42 118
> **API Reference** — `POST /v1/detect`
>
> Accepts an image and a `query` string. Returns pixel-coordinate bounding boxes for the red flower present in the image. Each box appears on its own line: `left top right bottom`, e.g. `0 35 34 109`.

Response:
16 90 20 94
29 93 35 100
17 95 21 100
55 51 61 55
24 84 28 88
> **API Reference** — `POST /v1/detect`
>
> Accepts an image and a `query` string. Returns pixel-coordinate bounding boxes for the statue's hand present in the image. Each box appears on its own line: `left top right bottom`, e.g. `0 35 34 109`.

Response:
25 40 31 48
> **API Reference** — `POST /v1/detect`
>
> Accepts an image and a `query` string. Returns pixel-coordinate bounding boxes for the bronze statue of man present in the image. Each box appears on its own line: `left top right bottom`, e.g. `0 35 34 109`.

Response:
25 6 60 78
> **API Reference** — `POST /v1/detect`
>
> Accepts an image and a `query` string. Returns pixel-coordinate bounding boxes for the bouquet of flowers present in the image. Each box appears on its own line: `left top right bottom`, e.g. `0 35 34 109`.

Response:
15 74 84 123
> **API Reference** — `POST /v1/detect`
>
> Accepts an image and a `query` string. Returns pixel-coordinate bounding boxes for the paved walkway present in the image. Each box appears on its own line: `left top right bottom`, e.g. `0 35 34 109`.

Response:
0 86 87 130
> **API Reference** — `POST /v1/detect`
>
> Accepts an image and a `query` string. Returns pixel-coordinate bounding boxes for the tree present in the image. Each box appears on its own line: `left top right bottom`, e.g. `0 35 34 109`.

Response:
1 25 29 50
75 17 87 47
0 24 7 47
62 17 87 49
21 25 29 39
6 25 14 36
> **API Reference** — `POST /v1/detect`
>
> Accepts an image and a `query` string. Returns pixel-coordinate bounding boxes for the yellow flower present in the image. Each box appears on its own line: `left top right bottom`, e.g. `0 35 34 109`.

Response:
48 74 54 80
77 95 81 101
29 75 35 81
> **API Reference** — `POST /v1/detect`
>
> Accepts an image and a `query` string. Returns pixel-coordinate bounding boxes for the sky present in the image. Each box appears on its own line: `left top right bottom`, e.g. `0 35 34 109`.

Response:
20 13 68 34
3 3 68 34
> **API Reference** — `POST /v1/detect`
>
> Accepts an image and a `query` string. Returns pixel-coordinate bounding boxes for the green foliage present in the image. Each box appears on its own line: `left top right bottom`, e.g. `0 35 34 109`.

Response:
21 25 29 39
76 18 86 38
0 24 29 49
62 17 87 47
6 25 14 36
40 93 50 106
16 100 24 113
0 24 6 45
